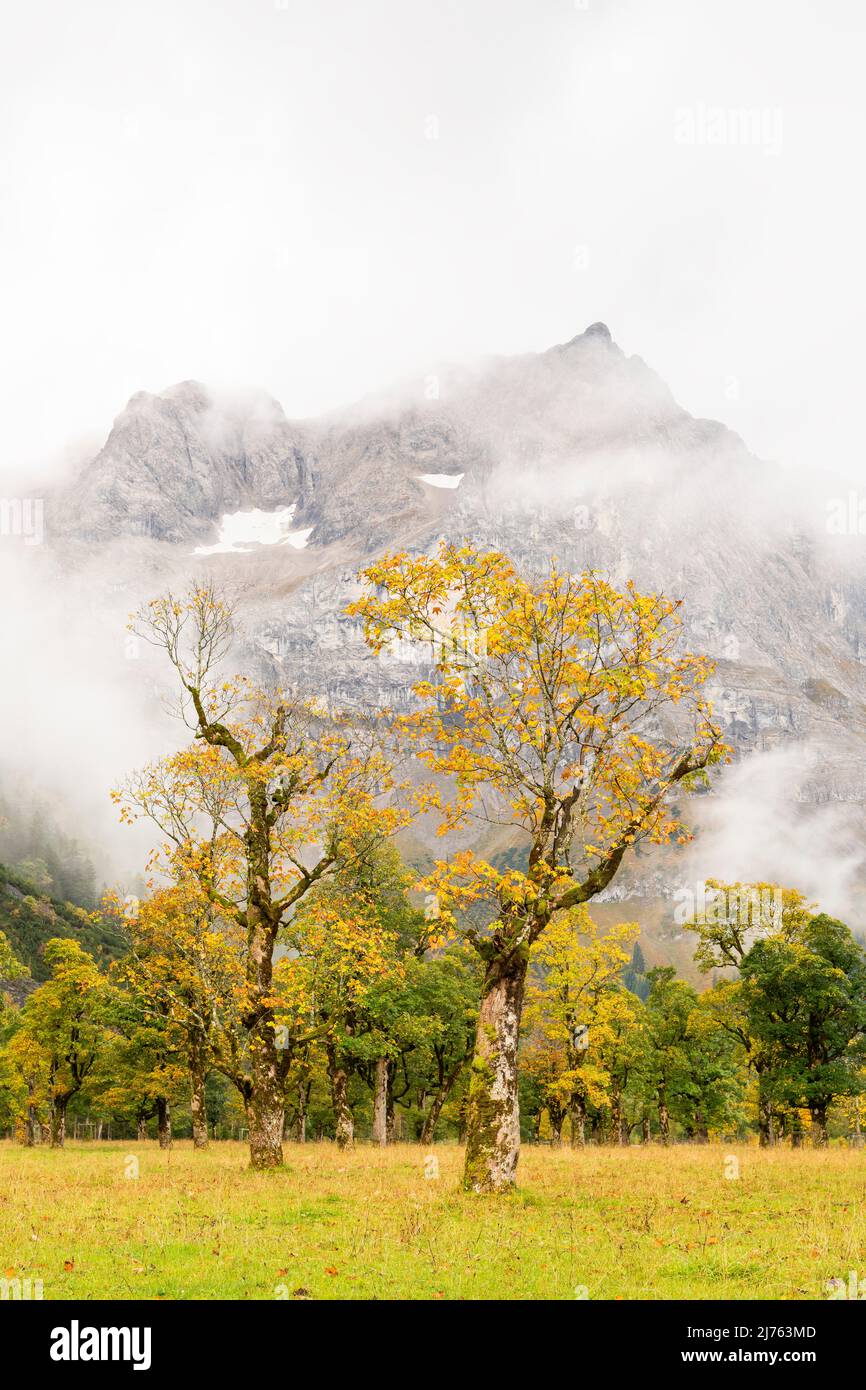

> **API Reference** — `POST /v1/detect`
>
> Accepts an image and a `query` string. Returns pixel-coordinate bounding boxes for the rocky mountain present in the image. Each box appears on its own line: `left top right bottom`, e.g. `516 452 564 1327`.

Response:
42 323 866 943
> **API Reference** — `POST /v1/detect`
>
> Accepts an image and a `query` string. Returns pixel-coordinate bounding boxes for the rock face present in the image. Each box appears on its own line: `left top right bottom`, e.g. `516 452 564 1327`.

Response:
54 382 317 545
45 324 866 917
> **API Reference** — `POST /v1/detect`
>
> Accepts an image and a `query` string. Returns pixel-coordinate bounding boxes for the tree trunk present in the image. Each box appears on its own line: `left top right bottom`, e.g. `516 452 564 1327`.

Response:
420 1095 445 1145
420 1068 461 1145
327 1043 354 1150
758 1092 774 1147
548 1100 564 1146
243 808 285 1169
463 950 528 1193
244 1022 285 1168
297 1078 308 1143
189 1036 209 1150
156 1096 172 1150
810 1102 829 1146
610 1092 625 1145
658 1096 670 1146
25 1092 39 1146
372 1057 389 1146
570 1094 586 1147
50 1098 68 1149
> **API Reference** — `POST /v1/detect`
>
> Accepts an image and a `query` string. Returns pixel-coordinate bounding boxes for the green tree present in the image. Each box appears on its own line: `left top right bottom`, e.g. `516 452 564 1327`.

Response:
687 882 811 1144
741 913 866 1144
637 967 697 1144
14 938 112 1146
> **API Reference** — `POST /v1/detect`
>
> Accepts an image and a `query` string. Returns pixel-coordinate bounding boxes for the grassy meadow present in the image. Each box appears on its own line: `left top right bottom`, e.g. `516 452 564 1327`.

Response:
1 1140 864 1300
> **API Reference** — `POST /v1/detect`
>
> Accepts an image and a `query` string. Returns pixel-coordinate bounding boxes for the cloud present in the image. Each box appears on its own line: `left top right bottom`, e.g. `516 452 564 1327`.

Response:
683 746 866 927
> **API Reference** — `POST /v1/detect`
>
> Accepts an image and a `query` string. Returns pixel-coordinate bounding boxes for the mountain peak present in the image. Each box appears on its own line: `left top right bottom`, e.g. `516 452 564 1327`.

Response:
551 321 618 355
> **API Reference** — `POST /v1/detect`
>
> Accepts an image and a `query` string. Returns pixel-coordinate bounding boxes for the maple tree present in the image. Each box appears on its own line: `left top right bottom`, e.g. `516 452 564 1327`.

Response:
116 582 409 1168
0 1027 49 1145
12 938 113 1146
687 881 812 1145
279 860 410 1150
115 883 248 1149
351 542 724 1190
521 907 639 1144
95 997 185 1148
739 913 866 1145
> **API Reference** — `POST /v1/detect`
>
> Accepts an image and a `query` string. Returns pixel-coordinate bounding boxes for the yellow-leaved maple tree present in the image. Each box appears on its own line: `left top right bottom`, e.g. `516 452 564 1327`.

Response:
521 908 640 1145
350 542 725 1191
115 582 409 1169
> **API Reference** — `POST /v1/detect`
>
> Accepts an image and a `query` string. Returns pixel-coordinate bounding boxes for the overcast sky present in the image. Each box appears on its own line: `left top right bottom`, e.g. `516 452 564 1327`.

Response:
2 0 865 485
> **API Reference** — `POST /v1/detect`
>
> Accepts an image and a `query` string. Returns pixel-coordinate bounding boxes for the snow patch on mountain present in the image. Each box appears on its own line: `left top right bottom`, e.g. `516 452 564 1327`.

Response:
418 472 464 489
193 504 311 555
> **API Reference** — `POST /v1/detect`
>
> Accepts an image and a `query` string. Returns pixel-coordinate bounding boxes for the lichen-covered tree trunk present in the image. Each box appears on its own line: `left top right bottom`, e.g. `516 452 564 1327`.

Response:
23 1087 39 1146
372 1057 389 1146
243 788 285 1170
297 1077 309 1143
757 1087 774 1147
569 1095 586 1148
548 1099 565 1146
610 1092 625 1146
50 1097 68 1149
658 1096 670 1146
189 1034 209 1150
810 1102 829 1146
246 1030 285 1167
156 1096 172 1150
463 950 528 1193
244 887 284 1168
327 1043 354 1150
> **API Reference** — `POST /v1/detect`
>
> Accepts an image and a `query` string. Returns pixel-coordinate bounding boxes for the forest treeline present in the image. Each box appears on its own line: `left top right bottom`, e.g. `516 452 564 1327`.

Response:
1 869 864 1151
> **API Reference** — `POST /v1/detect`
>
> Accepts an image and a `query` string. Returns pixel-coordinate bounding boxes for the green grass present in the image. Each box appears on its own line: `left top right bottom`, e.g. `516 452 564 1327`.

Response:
1 1140 864 1300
